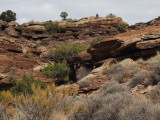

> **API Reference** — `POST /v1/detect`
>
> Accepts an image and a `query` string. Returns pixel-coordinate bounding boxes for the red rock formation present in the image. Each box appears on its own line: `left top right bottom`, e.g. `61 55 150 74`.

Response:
86 26 160 64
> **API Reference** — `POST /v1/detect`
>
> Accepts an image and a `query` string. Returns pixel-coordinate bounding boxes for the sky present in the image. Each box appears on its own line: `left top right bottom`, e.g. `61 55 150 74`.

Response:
0 0 160 25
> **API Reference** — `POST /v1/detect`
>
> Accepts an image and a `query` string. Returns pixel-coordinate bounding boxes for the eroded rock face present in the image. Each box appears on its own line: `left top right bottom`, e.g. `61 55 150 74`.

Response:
87 26 160 63
129 16 160 30
25 25 46 33
56 16 128 39
0 36 45 90
5 26 19 37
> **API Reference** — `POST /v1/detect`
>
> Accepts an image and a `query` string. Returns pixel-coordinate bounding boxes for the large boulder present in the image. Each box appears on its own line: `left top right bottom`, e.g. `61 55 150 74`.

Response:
25 25 46 32
87 25 160 62
22 21 44 27
5 26 19 37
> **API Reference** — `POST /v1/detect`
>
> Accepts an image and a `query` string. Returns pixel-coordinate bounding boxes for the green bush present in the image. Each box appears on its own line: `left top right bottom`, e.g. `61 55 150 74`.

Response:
53 44 88 63
60 12 68 20
106 13 116 18
8 76 16 85
44 21 61 34
42 63 70 84
10 74 34 95
34 78 46 89
90 36 106 46
40 40 49 46
52 44 88 81
17 24 25 31
3 67 11 73
0 10 16 22
117 23 127 33
10 74 46 95
47 49 55 61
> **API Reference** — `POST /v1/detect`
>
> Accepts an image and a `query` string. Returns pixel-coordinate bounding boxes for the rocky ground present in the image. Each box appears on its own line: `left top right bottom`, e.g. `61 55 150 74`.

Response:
1 15 160 98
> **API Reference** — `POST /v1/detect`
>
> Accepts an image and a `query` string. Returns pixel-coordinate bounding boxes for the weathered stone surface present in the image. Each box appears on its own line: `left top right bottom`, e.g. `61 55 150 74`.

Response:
5 26 19 37
8 21 18 26
0 20 7 28
129 16 160 30
87 26 160 62
25 25 46 32
22 21 44 27
136 39 160 49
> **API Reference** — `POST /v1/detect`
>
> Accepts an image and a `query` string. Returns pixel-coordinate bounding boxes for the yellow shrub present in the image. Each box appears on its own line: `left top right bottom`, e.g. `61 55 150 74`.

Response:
0 83 85 120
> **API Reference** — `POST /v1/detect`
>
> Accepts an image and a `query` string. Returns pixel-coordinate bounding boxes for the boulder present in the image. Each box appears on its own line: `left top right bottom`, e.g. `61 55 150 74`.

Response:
22 21 44 27
5 26 19 37
0 20 7 28
87 26 160 62
25 25 46 32
76 51 93 67
8 21 18 26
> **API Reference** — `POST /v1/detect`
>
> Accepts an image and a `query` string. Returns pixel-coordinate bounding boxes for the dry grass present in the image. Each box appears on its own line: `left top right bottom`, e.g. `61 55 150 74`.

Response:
73 81 160 120
147 86 160 103
129 70 153 88
102 59 139 83
0 83 85 120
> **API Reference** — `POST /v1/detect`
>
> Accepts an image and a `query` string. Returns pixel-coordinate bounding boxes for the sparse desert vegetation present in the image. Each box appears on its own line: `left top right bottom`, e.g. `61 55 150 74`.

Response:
1 7 160 120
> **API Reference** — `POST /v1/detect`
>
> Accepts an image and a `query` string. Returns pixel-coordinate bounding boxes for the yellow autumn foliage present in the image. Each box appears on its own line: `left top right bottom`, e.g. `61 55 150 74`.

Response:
0 83 85 120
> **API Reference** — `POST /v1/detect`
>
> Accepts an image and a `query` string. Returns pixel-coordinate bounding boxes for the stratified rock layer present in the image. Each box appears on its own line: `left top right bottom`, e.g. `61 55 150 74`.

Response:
86 26 160 64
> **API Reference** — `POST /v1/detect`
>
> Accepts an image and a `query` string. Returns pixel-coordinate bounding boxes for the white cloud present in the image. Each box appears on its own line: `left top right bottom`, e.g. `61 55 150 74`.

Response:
0 0 160 25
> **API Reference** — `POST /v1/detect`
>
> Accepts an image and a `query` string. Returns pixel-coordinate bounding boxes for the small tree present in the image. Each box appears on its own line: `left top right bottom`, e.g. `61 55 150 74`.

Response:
50 44 88 81
117 23 128 33
0 10 16 22
96 13 99 18
60 12 68 20
42 63 70 84
44 21 61 34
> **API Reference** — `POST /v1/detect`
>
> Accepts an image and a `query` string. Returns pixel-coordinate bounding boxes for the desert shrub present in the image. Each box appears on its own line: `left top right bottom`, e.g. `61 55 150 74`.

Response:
119 96 160 120
40 40 49 46
147 51 160 64
100 81 130 95
129 70 153 88
104 64 125 75
44 21 61 34
10 74 45 95
10 74 34 95
47 49 55 60
73 82 131 120
3 67 11 73
78 80 90 88
8 75 16 85
151 63 160 85
0 104 10 120
53 44 88 63
102 59 139 83
0 83 84 120
51 44 88 81
106 13 116 18
73 81 160 120
17 24 25 31
90 36 106 46
42 63 70 84
33 78 46 89
117 23 127 33
32 40 38 45
147 86 160 103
